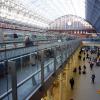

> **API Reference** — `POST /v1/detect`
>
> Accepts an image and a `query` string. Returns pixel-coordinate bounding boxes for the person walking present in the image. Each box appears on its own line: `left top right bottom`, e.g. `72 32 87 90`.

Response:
69 77 75 90
86 53 89 59
73 67 77 73
83 57 85 61
78 65 81 74
24 35 33 47
13 33 18 48
83 65 86 74
91 74 95 84
83 65 86 70
90 62 94 70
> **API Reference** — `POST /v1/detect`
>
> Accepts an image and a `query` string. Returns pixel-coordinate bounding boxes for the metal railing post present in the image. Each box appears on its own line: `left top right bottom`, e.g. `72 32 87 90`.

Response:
60 46 63 64
9 61 17 100
54 47 57 72
40 50 44 85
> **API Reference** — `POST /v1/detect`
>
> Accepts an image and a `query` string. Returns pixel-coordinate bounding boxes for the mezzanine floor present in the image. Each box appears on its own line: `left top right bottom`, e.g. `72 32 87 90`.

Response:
42 49 100 100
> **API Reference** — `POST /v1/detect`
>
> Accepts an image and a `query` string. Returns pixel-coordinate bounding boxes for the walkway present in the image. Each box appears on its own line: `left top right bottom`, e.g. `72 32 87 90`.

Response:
72 53 100 100
42 47 100 100
73 51 100 100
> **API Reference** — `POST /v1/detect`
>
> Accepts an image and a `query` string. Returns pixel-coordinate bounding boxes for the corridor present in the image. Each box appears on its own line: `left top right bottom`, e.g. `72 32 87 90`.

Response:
72 54 100 100
42 47 100 100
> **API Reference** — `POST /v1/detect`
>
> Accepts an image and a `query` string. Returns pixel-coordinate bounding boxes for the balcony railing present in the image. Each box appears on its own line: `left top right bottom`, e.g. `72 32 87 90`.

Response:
0 39 81 100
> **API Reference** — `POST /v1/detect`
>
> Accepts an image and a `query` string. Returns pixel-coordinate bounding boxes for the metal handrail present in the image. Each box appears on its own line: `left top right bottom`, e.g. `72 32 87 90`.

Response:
44 59 54 68
17 69 41 88
0 39 82 99
0 68 41 99
0 39 60 52
0 58 55 99
0 57 60 99
0 39 58 44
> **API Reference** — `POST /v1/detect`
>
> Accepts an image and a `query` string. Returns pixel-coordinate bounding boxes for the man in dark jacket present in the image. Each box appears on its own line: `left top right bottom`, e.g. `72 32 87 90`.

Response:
69 77 75 90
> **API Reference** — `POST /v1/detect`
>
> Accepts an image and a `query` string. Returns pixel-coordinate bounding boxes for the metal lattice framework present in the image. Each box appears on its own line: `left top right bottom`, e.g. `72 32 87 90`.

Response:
1 0 99 32
49 15 94 30
0 0 50 28
0 0 87 29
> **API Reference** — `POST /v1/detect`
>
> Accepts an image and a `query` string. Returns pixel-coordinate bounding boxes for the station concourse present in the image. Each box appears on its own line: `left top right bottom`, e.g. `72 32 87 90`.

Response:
0 0 100 100
40 46 100 100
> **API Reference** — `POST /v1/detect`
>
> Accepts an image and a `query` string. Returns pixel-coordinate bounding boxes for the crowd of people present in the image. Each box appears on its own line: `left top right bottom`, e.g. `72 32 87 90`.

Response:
69 46 99 91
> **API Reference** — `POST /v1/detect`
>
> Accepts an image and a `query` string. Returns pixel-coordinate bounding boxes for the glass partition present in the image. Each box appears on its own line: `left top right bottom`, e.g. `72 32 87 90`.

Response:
0 61 12 100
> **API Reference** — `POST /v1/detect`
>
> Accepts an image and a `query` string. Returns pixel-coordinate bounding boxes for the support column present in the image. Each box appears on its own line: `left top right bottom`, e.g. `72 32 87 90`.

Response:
20 57 23 72
68 58 73 78
54 47 57 72
60 46 63 64
65 45 67 59
59 73 63 100
40 50 44 85
47 90 52 100
65 64 70 87
66 45 69 59
35 52 39 70
75 51 78 67
0 28 4 48
66 68 68 86
69 45 72 55
9 61 17 100
30 54 33 64
72 55 75 68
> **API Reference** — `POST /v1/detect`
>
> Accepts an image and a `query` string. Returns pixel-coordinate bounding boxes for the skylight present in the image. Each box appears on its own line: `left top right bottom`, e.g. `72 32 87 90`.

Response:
0 0 86 28
16 0 86 21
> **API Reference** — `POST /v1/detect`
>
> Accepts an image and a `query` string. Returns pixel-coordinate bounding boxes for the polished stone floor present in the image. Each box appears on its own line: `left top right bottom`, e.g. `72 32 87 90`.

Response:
72 56 100 100
42 49 100 100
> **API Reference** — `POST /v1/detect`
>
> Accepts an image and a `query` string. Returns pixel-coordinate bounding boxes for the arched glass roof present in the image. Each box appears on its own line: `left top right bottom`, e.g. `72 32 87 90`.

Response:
16 0 86 21
0 0 86 28
49 15 93 30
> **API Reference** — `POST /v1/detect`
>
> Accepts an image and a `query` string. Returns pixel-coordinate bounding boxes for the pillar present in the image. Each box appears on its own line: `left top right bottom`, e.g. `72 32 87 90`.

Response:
60 46 63 64
59 73 63 100
29 54 35 65
0 28 4 48
9 61 17 100
47 90 53 100
40 50 44 85
54 47 57 72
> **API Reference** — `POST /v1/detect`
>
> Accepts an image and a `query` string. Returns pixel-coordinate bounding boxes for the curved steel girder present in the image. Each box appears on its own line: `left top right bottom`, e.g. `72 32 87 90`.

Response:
49 14 96 32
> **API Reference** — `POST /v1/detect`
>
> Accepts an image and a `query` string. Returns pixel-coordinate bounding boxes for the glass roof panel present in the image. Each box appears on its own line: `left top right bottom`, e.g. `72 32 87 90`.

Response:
0 0 86 28
16 0 86 21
